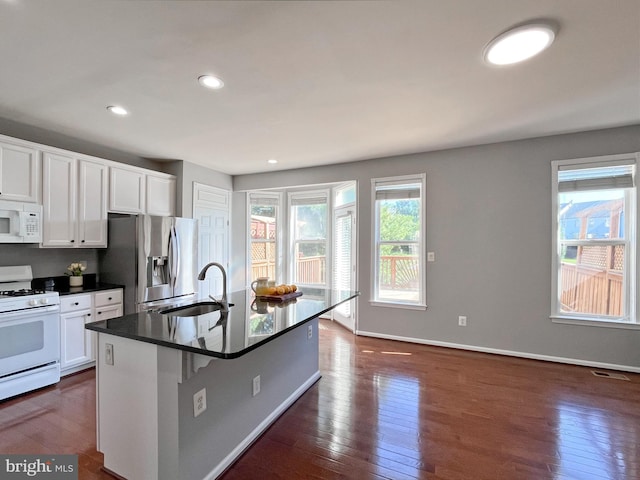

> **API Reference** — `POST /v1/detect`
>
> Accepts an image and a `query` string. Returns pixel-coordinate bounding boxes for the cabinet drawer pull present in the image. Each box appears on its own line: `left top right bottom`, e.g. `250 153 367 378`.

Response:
108 297 112 300
70 239 75 243
74 302 79 306
97 311 102 315
81 239 85 243
87 313 91 317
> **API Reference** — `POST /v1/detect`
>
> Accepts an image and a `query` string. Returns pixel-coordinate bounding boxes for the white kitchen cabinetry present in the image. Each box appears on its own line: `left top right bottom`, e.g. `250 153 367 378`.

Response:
0 138 40 203
60 293 93 373
146 173 176 216
42 152 108 247
94 289 123 322
60 288 123 376
109 166 176 215
42 152 75 247
109 166 146 214
77 159 108 246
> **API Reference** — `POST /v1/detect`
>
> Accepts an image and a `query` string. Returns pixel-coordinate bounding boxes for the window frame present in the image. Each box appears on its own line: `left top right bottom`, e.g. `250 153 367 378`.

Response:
551 153 639 329
247 191 282 285
371 173 426 310
288 189 330 287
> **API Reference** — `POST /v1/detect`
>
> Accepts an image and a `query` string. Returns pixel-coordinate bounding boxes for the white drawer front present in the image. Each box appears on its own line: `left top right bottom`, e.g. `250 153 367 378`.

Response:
95 304 123 321
60 294 92 312
95 289 123 307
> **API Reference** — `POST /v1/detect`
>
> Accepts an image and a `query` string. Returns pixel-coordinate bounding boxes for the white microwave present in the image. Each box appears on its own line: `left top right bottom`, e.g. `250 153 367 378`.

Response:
0 200 42 243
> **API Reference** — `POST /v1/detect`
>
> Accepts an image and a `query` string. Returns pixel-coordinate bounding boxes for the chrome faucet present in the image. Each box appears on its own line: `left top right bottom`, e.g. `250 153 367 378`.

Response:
197 262 228 308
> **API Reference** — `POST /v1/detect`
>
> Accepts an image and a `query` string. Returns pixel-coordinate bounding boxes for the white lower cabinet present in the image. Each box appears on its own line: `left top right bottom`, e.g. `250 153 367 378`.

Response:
60 289 123 375
94 290 123 322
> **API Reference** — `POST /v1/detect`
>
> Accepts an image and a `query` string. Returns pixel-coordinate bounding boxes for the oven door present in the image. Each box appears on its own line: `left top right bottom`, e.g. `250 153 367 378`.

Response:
0 305 60 377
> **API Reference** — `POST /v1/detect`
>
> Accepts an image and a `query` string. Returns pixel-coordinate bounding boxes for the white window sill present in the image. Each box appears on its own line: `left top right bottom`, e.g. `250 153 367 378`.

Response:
370 301 427 311
551 315 640 330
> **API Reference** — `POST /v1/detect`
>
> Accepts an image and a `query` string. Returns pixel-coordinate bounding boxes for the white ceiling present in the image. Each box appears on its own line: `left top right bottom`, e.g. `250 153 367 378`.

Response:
0 0 638 175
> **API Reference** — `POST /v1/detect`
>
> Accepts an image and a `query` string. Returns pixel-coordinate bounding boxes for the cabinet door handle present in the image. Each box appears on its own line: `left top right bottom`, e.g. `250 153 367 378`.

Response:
74 302 79 306
81 240 85 243
70 239 75 243
97 311 102 315
87 313 91 317
108 297 112 300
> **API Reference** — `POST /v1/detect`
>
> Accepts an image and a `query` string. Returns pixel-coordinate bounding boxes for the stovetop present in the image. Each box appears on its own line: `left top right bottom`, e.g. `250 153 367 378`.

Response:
0 265 60 313
0 289 46 297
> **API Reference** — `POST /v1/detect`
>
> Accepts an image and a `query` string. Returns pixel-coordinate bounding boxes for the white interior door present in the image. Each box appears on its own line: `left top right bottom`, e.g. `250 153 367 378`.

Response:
193 184 230 300
332 206 356 331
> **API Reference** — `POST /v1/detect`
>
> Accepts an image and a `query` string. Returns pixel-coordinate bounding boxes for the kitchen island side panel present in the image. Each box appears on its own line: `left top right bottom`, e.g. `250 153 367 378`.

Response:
177 318 320 480
97 334 164 479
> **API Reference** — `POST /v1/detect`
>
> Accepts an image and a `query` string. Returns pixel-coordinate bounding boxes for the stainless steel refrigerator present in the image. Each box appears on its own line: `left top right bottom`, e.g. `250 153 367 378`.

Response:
99 214 198 314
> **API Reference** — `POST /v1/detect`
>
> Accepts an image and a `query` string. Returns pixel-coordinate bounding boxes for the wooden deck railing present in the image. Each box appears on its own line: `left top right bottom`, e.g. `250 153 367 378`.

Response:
250 256 327 284
251 255 420 289
379 255 419 289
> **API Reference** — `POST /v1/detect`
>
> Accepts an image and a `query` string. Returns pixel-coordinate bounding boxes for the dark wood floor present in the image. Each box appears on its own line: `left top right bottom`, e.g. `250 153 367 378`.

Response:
2 320 639 480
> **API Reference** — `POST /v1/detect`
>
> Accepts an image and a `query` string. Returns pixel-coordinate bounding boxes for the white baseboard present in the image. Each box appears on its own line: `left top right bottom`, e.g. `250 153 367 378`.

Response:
356 330 640 373
203 371 322 480
60 361 95 377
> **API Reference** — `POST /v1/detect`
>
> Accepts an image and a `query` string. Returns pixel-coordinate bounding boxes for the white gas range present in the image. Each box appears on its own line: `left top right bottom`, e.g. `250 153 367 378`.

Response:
0 265 61 401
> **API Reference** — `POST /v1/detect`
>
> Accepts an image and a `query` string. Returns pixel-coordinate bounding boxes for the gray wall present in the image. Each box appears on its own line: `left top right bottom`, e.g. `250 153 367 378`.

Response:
0 117 164 171
0 244 100 279
163 160 233 218
233 125 640 369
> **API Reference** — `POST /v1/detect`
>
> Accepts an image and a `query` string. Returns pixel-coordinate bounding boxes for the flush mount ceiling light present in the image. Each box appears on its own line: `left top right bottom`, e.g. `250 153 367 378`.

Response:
267 159 278 164
106 105 128 116
484 22 557 66
198 75 224 90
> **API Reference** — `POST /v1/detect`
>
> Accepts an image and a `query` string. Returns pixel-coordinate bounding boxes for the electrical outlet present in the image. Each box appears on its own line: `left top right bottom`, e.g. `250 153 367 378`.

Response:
105 343 114 365
458 316 467 327
252 375 261 397
308 325 313 340
193 388 207 417
427 252 435 262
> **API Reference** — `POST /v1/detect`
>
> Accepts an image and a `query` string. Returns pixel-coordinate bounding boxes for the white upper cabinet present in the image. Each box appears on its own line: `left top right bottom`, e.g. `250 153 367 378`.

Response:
109 166 146 214
110 166 176 216
42 152 76 247
0 139 40 203
77 159 108 247
146 173 176 216
42 152 108 248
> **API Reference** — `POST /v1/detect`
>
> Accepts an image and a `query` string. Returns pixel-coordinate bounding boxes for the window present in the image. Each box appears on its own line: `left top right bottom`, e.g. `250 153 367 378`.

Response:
552 153 638 326
372 174 426 308
248 193 281 283
289 191 329 286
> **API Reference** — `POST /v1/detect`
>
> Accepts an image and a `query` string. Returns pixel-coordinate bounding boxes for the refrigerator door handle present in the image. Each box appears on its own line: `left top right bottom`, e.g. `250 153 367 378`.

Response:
170 226 180 289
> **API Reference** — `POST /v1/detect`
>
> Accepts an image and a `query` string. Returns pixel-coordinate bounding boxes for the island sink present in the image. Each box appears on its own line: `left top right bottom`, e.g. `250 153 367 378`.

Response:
161 301 233 317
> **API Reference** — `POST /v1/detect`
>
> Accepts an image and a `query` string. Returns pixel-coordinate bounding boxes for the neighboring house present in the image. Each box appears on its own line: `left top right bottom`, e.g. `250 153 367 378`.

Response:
560 199 624 242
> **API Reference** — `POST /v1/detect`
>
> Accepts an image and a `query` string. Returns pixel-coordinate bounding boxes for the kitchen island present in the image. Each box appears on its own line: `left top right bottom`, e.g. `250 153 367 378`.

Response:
86 287 358 480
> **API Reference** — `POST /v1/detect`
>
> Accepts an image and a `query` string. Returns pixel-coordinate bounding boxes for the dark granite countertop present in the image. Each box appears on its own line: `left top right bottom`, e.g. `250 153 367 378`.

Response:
33 274 125 296
86 287 359 359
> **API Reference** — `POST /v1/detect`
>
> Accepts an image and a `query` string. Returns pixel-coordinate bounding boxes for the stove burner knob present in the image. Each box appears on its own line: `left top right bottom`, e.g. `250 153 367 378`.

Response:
29 299 38 306
40 298 49 305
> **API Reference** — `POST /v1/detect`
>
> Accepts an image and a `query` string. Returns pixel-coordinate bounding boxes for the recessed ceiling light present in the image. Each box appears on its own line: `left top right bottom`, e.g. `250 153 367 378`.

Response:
484 22 557 66
106 105 128 116
198 75 224 90
267 159 278 164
